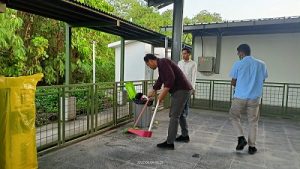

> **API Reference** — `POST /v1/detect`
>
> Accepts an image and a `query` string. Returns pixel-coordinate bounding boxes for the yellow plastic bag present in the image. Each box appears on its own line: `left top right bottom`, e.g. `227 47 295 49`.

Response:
0 73 43 169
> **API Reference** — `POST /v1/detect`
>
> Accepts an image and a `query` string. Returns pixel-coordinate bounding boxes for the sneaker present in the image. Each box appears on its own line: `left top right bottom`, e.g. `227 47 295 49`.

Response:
175 135 190 143
236 136 247 151
157 141 174 150
248 146 257 155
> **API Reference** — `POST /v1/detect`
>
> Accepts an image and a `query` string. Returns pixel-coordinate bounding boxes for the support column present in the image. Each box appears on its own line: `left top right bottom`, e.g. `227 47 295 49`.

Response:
191 34 196 61
171 0 184 63
92 41 96 83
120 38 125 82
150 45 154 80
165 37 169 58
65 23 72 85
215 33 222 74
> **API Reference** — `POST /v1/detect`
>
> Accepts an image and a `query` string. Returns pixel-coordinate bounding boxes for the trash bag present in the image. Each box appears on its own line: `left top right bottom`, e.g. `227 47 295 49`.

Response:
133 93 153 106
0 73 43 169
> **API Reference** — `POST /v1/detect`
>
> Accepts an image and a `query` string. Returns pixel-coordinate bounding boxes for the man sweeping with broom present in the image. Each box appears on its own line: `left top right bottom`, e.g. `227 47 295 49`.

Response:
144 54 192 150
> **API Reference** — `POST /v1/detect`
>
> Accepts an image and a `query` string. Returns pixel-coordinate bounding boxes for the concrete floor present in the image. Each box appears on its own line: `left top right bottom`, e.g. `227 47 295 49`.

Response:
38 109 300 169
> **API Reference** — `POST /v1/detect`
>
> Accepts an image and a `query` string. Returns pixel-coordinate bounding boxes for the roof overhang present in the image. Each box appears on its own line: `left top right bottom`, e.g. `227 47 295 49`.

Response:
4 0 170 47
145 0 173 9
161 17 300 36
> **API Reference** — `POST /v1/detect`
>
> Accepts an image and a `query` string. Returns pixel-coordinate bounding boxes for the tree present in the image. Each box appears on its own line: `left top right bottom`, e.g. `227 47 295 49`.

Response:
0 9 26 76
0 0 118 84
190 10 222 24
183 10 223 45
108 0 172 32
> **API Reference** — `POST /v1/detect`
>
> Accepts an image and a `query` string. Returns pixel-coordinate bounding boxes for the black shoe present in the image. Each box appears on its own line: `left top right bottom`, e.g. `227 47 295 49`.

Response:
175 135 190 143
248 146 257 155
236 136 247 151
157 141 174 150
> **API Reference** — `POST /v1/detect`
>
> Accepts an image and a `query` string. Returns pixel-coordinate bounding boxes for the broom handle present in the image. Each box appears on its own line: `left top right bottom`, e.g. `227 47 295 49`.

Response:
133 99 149 128
148 100 159 131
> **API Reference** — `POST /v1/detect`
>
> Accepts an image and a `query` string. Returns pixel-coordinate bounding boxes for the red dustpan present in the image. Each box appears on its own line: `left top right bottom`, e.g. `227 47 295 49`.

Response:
128 100 159 138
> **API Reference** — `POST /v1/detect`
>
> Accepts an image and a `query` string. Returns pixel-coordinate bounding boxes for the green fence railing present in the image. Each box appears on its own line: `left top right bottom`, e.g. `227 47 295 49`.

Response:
192 79 300 119
35 79 300 152
35 80 160 152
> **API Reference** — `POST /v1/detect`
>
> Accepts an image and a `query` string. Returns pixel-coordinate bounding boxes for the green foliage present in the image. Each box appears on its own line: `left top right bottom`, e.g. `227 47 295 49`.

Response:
190 10 222 24
182 10 223 45
26 36 49 75
0 0 222 84
35 87 114 126
77 0 114 12
109 0 173 32
0 9 26 76
0 0 117 84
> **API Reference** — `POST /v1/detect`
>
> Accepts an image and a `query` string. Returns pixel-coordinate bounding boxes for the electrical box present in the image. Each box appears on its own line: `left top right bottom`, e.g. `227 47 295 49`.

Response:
198 57 215 72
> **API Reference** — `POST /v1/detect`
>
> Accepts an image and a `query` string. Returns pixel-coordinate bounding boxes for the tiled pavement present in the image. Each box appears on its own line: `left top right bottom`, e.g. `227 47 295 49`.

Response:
39 109 300 169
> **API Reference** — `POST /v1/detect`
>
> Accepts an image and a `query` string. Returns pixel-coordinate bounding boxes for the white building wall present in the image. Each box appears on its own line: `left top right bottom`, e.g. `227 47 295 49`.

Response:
114 42 146 82
113 41 166 82
194 33 300 83
145 44 166 80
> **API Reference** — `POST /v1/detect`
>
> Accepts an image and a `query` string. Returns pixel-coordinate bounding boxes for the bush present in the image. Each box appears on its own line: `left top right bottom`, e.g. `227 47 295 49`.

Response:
35 87 114 127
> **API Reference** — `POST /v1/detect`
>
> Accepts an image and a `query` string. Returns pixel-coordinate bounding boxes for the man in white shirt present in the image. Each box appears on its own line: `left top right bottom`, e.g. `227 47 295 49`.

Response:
176 47 197 142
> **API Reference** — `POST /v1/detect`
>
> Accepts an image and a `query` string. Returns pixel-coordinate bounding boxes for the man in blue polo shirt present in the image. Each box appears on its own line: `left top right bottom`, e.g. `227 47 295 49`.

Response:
229 44 268 155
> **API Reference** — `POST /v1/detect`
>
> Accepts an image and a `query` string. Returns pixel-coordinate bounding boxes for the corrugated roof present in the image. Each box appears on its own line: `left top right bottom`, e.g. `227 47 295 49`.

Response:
145 0 173 9
161 16 300 36
5 0 171 47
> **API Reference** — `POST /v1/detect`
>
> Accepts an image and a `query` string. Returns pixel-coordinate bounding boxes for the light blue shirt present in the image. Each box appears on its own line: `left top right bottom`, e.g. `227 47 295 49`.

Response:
229 56 268 100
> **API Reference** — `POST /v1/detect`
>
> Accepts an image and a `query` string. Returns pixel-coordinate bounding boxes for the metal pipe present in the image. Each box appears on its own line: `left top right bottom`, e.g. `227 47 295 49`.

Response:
120 38 125 82
92 41 96 83
165 37 168 58
65 23 72 85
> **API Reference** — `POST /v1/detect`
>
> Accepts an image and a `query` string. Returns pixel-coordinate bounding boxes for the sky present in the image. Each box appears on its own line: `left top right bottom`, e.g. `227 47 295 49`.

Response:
159 0 300 21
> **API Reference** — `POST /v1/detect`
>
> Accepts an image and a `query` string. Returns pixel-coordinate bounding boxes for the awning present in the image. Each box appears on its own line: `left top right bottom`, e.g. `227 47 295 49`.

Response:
161 16 300 36
5 0 170 47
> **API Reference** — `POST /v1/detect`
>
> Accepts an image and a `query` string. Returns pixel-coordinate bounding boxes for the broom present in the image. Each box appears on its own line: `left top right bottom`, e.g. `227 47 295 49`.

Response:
127 100 159 138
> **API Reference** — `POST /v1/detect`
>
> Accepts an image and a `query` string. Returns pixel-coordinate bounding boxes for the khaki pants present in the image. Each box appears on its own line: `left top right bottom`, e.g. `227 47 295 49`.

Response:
229 98 260 147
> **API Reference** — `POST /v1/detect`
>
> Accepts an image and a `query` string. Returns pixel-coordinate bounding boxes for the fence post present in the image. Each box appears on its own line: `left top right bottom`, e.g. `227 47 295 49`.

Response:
57 88 62 146
94 84 98 130
143 81 148 95
90 84 95 133
211 80 214 109
285 84 289 114
113 82 118 126
281 84 286 114
61 87 66 144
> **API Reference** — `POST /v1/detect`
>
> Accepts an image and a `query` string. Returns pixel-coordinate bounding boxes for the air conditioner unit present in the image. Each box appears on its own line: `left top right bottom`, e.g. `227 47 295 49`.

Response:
198 57 215 72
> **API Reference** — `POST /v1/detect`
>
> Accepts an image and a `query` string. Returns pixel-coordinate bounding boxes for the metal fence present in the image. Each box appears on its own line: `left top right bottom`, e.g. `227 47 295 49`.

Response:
35 79 300 152
35 80 159 152
192 79 300 118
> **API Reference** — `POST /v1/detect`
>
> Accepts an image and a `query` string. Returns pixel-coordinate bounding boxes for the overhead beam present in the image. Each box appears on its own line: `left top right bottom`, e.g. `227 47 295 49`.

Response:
70 20 120 28
147 0 173 9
